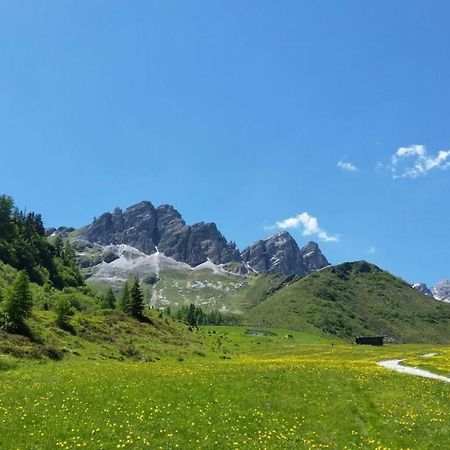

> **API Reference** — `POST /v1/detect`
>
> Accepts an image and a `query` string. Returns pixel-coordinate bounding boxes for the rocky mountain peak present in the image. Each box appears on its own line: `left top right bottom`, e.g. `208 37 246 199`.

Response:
300 241 329 273
241 231 329 275
76 201 241 268
432 280 450 303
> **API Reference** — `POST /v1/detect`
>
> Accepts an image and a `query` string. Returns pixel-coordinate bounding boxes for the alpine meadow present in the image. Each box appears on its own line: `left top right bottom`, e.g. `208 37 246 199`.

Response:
1 2 450 449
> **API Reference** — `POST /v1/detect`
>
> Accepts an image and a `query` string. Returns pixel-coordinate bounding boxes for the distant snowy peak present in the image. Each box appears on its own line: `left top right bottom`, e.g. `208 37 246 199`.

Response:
432 280 450 303
412 280 450 303
412 283 433 297
241 231 329 276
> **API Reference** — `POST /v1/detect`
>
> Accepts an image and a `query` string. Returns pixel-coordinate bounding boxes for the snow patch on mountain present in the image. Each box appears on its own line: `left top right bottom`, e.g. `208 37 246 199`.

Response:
89 244 240 283
90 244 191 282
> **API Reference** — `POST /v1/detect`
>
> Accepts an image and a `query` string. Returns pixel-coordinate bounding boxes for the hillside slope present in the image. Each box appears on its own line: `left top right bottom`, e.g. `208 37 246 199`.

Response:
243 261 450 343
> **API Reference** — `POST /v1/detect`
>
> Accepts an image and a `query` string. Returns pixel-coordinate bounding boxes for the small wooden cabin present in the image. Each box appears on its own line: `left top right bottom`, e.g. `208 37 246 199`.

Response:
355 336 385 346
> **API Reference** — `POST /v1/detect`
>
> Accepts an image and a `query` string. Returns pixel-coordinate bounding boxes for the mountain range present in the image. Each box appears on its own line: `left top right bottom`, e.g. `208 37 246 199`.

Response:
1 195 446 343
412 280 450 303
47 200 330 279
46 200 450 307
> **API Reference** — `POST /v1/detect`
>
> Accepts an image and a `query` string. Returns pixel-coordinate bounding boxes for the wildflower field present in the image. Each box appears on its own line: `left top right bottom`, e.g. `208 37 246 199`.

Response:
0 327 449 450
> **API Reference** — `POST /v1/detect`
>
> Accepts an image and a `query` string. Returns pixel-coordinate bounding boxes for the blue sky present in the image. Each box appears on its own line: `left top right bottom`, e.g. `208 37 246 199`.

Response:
1 1 449 286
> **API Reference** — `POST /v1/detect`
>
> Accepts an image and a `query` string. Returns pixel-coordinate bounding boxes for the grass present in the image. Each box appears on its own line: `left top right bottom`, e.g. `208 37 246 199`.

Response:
0 326 449 449
89 261 450 344
243 261 450 343
88 267 252 313
403 348 450 377
1 260 450 448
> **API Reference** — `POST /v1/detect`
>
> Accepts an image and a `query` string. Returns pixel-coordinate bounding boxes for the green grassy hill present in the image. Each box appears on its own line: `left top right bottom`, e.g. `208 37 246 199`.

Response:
0 261 209 364
242 261 450 343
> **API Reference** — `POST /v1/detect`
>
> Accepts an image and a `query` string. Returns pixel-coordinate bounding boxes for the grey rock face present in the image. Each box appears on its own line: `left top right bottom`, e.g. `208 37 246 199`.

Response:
77 201 241 267
241 231 329 275
432 280 450 303
45 226 75 238
412 283 433 297
299 241 330 274
79 201 158 254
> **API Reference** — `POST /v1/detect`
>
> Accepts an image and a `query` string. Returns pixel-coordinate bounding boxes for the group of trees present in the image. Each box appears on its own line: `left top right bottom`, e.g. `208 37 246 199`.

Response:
97 278 147 319
119 278 145 319
0 195 236 335
0 195 83 288
174 303 238 326
0 270 148 333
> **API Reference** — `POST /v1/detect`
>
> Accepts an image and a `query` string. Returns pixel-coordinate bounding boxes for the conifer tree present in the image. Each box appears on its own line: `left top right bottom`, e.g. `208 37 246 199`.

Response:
4 271 33 331
120 281 131 313
101 287 116 309
130 277 144 319
186 303 196 326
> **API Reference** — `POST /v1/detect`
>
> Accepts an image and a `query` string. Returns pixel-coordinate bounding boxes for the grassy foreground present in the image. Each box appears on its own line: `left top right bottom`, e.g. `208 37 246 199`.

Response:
0 327 449 450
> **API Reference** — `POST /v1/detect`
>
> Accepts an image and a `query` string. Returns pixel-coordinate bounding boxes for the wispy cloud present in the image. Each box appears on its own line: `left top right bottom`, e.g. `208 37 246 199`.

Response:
337 160 358 172
368 246 376 254
387 145 450 178
269 212 339 242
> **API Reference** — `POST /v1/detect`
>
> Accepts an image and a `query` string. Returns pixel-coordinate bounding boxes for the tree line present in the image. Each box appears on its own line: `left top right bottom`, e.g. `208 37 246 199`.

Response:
0 195 83 288
173 303 240 326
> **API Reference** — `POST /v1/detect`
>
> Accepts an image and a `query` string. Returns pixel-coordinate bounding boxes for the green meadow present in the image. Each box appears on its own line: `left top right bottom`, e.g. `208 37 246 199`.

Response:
1 326 449 450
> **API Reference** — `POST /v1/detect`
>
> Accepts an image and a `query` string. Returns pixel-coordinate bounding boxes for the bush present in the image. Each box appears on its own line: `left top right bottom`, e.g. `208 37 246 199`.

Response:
0 311 13 332
55 296 75 332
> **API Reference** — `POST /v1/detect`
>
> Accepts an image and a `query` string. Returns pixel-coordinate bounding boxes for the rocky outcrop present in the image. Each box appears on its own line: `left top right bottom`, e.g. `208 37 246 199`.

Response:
78 201 158 254
45 226 75 238
241 231 329 275
299 241 329 274
77 201 241 267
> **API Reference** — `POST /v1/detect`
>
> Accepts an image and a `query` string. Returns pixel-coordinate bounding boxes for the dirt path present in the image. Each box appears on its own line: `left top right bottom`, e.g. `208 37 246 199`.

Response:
377 359 450 383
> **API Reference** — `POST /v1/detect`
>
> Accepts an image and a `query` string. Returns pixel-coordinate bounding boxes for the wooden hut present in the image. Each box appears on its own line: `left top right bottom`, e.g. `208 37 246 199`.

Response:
355 336 385 346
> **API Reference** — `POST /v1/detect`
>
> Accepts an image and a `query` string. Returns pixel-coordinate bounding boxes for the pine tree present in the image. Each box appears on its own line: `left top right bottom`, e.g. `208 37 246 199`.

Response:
120 281 131 313
4 271 33 331
186 303 197 326
101 287 116 309
53 236 64 258
129 277 144 319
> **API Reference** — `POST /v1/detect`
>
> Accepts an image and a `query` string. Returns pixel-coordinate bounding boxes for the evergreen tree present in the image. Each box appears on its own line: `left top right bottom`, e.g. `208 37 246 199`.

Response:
120 281 131 313
101 287 116 309
4 271 33 331
54 236 64 258
129 277 144 318
186 303 197 326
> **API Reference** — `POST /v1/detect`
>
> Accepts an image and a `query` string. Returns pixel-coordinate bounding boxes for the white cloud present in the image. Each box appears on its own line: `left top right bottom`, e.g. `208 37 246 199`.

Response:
274 212 339 242
337 160 358 172
368 246 376 254
388 145 450 178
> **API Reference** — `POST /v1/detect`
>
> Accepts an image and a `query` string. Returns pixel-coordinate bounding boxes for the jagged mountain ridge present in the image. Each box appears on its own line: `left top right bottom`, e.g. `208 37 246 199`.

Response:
412 280 450 303
55 201 329 277
241 231 329 275
77 201 241 268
